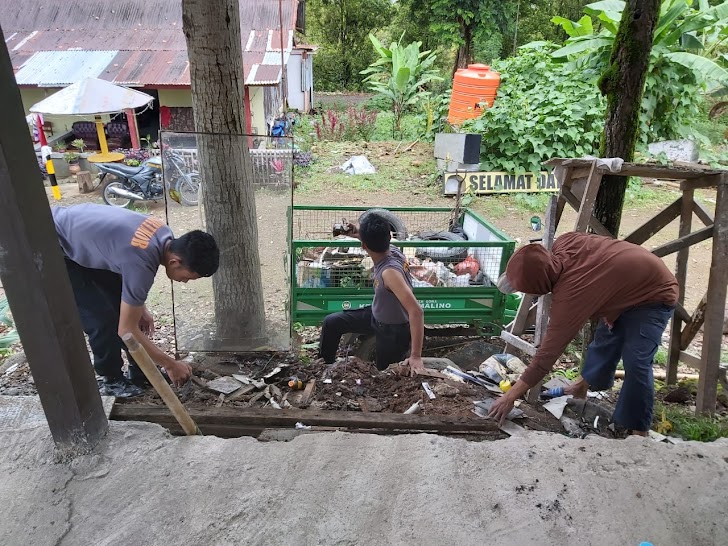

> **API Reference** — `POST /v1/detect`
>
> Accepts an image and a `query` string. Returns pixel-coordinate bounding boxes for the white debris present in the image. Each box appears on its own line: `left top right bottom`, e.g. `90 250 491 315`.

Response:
542 395 573 419
340 155 376 175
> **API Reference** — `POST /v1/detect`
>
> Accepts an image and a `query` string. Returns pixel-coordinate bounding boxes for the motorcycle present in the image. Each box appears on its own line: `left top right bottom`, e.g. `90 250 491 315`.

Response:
98 150 200 208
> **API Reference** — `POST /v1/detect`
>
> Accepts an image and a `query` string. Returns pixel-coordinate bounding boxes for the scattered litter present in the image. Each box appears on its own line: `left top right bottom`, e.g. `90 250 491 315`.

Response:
543 376 574 390
355 379 362 385
444 366 492 388
403 401 421 415
542 395 572 419
282 400 292 409
586 391 605 399
206 376 243 395
422 382 436 400
323 378 332 384
541 387 566 400
341 155 376 175
473 399 523 420
666 436 685 444
648 430 667 442
269 399 282 410
215 393 225 407
499 380 512 393
263 365 288 382
232 374 265 389
499 420 528 437
482 353 526 375
288 378 304 390
340 379 347 383
295 422 312 430
593 415 599 429
3 363 20 376
335 392 342 397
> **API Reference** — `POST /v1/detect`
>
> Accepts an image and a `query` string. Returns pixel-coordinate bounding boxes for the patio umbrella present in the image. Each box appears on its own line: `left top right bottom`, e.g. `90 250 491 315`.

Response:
30 78 154 163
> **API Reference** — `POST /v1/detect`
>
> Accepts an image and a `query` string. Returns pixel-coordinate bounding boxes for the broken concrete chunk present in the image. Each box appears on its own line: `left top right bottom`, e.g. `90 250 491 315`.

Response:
206 376 243 395
433 382 460 397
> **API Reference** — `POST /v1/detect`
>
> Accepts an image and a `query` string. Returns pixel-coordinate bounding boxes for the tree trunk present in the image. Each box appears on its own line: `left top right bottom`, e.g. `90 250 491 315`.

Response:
453 19 474 76
182 0 266 346
594 0 660 237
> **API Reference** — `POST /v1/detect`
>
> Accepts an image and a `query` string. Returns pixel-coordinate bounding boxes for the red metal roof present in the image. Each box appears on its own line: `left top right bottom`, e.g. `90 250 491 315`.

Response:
1 0 300 87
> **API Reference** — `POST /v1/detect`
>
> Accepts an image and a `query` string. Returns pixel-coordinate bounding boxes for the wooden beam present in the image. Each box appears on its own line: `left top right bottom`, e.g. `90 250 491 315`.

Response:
674 303 691 323
693 199 714 227
651 225 714 258
697 175 728 415
680 174 722 191
111 405 502 433
574 161 603 233
561 187 613 237
544 158 724 179
679 351 703 371
623 197 682 246
500 331 538 356
680 293 707 351
667 190 694 384
0 29 108 450
553 165 572 230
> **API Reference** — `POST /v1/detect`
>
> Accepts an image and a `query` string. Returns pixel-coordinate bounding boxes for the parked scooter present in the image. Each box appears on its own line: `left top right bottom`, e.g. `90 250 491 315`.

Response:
97 150 199 208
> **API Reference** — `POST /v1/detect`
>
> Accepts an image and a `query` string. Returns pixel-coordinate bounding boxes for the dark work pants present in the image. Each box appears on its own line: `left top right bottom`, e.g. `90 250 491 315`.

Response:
64 258 142 380
581 303 675 431
319 306 411 370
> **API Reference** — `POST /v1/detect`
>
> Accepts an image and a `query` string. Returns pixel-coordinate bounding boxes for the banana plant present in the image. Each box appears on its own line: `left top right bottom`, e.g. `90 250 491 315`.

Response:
552 0 728 86
361 33 443 135
0 298 19 353
545 0 728 141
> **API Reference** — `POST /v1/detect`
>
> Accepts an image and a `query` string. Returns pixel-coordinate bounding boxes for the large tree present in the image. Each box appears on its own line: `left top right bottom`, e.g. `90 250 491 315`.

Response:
594 0 662 236
182 0 266 346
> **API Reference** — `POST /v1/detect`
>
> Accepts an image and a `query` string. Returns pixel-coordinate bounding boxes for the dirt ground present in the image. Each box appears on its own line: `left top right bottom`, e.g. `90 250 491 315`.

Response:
1 142 726 438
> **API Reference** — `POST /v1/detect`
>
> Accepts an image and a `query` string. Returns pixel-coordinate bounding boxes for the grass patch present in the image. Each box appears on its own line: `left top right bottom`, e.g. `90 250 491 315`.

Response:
654 346 668 366
655 401 728 442
624 178 679 208
295 142 436 195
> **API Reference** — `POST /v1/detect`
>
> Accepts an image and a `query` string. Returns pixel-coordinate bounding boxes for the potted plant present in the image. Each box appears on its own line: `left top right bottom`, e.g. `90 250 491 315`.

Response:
71 138 86 154
63 151 81 174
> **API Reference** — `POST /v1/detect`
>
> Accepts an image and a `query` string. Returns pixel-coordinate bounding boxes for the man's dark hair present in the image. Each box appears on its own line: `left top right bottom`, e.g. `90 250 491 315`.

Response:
358 211 391 253
169 230 219 276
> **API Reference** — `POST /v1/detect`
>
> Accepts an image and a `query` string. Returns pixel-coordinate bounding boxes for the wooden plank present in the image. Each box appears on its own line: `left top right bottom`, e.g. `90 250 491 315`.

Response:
651 225 714 257
623 198 682 245
500 331 538 356
561 187 613 237
697 175 728 415
574 160 602 233
680 293 707 351
667 190 694 384
680 174 722 191
679 351 703 371
674 303 691 323
535 195 558 347
544 158 723 179
0 31 108 449
693 199 714 226
553 165 572 230
111 405 502 433
299 379 316 408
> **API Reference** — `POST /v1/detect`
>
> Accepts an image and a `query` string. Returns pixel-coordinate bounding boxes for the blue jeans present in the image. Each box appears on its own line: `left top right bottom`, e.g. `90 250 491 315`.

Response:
581 303 675 431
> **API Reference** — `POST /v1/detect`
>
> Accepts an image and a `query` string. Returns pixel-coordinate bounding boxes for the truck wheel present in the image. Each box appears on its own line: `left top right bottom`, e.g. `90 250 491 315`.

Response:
360 208 408 240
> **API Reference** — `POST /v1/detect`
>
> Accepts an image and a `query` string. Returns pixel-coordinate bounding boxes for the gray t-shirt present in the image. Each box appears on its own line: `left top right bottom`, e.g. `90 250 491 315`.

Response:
52 204 173 306
372 246 413 324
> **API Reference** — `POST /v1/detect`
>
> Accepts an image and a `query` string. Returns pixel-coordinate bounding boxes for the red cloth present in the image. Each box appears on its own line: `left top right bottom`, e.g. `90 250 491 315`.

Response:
506 232 679 387
160 106 172 129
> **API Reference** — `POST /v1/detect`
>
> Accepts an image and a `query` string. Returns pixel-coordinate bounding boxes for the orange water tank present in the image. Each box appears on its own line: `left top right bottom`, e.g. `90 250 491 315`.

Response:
448 64 501 125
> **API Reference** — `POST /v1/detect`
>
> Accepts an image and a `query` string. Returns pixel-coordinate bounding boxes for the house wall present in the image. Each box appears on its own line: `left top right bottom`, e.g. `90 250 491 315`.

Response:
157 89 192 107
249 87 266 135
287 50 314 112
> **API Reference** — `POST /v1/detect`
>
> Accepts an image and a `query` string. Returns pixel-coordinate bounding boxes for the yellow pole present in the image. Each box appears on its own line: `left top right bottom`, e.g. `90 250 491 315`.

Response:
94 115 109 154
41 145 61 200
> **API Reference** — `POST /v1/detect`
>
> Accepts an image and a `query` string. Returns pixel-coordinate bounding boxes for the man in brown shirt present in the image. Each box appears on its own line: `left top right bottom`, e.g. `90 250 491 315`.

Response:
489 232 678 435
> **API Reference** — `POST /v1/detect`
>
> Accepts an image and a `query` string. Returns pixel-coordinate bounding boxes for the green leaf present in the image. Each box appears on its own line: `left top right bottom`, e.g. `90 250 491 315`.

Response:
584 1 625 16
665 52 728 85
394 67 411 90
597 12 619 34
680 32 704 50
552 37 613 58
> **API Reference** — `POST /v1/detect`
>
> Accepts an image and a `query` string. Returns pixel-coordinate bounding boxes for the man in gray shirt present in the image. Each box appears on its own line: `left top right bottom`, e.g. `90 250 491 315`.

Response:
53 204 219 397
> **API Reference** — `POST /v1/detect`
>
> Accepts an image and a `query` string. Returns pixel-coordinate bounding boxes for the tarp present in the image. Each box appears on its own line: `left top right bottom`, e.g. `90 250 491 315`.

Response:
29 77 154 116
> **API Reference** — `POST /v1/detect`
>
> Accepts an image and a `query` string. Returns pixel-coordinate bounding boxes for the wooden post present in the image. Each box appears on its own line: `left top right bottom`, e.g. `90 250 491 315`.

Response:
667 189 694 384
696 175 728 415
76 170 94 193
0 30 108 450
125 108 141 149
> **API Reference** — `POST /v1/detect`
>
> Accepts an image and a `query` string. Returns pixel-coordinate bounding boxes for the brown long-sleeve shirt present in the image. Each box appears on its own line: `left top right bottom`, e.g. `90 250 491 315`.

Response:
506 232 679 387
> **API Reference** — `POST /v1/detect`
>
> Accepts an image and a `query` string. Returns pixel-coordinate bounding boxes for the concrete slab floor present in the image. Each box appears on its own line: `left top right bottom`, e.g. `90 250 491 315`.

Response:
0 421 726 546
